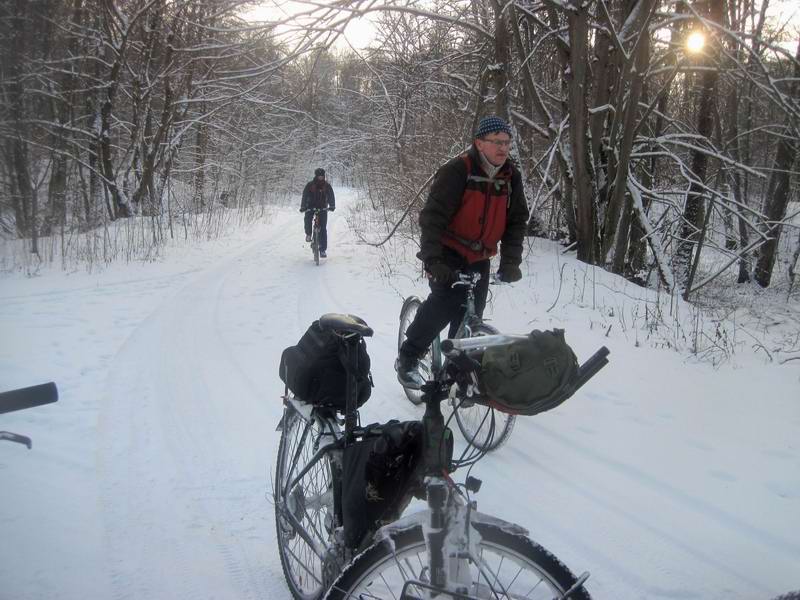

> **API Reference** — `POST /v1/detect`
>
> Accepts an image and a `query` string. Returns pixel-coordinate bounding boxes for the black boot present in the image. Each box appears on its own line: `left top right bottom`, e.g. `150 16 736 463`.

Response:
395 352 425 389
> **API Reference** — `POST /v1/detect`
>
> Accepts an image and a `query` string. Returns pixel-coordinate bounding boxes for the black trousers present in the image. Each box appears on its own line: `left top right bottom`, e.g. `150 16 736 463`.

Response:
400 252 491 359
304 210 328 252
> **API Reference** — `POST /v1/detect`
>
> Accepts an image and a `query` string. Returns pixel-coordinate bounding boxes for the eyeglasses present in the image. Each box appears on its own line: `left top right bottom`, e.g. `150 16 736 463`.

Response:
481 138 512 149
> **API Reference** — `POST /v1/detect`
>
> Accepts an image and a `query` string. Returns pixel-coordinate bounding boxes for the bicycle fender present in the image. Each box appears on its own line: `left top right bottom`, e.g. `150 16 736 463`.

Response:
399 295 424 318
373 509 528 544
277 396 315 431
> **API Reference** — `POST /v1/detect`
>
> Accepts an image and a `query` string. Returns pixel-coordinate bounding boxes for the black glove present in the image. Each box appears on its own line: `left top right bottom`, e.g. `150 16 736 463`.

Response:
426 259 454 285
328 206 335 212
497 264 522 283
299 207 306 212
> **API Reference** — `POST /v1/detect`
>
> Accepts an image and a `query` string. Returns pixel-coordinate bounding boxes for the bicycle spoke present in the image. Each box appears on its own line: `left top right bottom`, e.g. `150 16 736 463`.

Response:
378 573 399 600
283 540 324 585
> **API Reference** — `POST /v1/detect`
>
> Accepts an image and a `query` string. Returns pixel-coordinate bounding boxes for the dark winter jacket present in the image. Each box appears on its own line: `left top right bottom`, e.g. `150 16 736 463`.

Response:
301 180 336 211
418 145 528 267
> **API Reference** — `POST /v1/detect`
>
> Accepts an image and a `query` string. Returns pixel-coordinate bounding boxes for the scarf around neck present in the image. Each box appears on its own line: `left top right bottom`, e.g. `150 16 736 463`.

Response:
477 151 503 179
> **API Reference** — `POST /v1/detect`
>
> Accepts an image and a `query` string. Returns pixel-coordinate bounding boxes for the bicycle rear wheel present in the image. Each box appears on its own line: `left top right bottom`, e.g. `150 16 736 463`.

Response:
275 403 337 599
397 296 436 405
452 323 516 452
325 522 592 600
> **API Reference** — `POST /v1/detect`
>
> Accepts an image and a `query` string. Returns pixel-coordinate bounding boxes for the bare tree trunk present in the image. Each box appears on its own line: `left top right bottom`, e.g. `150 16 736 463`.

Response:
510 5 576 243
193 104 208 212
3 0 38 251
566 3 598 263
606 22 652 273
724 80 752 283
754 40 800 286
491 0 511 117
788 229 800 296
11 139 38 253
675 0 724 294
132 74 174 216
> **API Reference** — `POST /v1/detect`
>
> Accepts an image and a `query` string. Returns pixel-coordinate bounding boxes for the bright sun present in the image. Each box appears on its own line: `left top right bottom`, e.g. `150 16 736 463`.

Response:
686 31 706 54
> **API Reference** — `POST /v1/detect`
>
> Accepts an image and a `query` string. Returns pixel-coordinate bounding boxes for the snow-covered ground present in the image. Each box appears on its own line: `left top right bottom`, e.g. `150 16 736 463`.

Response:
1 189 798 600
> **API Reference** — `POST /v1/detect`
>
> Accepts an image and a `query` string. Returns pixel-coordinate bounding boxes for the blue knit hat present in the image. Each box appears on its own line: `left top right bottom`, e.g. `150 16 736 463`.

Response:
475 116 512 138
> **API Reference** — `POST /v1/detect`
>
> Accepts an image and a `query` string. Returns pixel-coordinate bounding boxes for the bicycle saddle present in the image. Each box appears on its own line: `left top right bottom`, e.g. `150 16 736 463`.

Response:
319 313 374 337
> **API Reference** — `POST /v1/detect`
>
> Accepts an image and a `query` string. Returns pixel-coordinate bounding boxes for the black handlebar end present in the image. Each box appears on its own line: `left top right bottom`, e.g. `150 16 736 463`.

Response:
0 382 58 415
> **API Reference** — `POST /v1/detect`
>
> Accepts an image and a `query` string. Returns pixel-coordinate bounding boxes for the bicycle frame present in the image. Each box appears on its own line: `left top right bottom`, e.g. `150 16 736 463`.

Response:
278 313 607 599
451 274 484 338
313 211 322 237
428 272 485 376
378 358 529 599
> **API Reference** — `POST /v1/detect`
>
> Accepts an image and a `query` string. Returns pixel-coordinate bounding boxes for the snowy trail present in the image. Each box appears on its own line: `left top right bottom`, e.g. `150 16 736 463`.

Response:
1 190 798 599
93 204 420 600
97 208 355 599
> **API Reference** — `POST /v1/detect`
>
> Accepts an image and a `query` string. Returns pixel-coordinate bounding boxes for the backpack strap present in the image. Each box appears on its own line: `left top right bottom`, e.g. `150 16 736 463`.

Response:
462 153 513 207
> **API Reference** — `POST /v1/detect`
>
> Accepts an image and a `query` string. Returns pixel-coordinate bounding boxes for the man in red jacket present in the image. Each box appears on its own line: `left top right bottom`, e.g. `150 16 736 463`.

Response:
397 116 529 388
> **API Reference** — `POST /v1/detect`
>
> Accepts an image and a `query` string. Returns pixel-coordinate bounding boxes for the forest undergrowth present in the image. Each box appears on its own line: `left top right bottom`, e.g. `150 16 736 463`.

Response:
348 195 800 369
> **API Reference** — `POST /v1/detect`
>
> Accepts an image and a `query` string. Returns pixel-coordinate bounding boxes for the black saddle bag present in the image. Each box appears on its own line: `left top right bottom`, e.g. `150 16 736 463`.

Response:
279 320 372 410
341 421 428 549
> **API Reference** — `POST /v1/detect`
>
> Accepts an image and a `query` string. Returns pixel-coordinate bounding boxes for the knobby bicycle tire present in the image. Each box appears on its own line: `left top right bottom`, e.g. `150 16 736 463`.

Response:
452 323 516 452
275 405 337 600
312 226 320 266
397 296 436 405
324 522 592 600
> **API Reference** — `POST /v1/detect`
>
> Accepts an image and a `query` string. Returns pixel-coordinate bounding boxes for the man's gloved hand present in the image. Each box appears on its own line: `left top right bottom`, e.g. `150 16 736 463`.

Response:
426 259 454 285
497 264 522 283
299 207 306 212
328 206 335 212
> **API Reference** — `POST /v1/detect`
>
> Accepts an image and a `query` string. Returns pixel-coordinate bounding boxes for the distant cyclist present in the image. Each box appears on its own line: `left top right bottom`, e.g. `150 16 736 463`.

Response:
300 168 336 258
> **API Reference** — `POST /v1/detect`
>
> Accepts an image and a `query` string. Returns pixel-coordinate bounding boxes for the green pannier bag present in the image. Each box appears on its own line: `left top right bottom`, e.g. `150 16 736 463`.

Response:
479 329 579 416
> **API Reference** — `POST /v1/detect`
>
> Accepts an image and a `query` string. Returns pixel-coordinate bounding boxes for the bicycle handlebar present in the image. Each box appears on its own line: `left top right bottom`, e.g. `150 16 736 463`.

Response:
449 272 507 289
571 346 610 394
439 336 610 408
0 382 58 415
441 334 526 355
1 382 58 450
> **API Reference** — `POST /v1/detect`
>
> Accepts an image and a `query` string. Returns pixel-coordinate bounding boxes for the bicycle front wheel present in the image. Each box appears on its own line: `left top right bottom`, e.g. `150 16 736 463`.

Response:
452 323 516 452
398 296 436 405
275 404 337 600
325 522 592 600
311 227 320 265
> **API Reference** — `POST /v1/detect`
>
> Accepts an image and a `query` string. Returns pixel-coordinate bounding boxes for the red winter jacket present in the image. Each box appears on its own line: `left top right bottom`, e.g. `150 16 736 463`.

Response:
418 145 528 266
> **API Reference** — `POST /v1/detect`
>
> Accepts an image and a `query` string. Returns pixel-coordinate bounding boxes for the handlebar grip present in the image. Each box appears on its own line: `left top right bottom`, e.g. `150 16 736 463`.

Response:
0 382 58 415
571 346 610 393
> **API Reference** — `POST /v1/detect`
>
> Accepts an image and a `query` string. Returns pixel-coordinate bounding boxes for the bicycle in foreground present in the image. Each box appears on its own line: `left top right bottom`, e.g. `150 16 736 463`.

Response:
306 207 328 265
274 313 609 600
399 271 515 452
1 382 58 449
